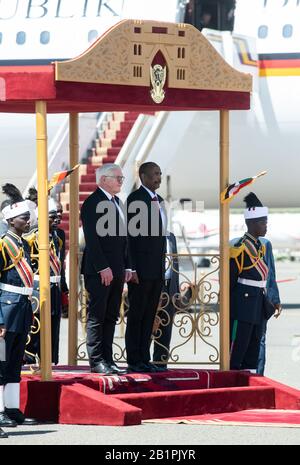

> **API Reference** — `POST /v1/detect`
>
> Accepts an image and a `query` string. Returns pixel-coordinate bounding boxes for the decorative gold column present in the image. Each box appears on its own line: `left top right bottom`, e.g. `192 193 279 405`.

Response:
68 113 79 365
35 101 52 381
219 110 230 371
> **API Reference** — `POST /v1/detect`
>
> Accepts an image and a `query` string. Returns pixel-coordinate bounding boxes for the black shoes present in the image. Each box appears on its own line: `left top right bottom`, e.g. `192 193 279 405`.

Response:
152 364 168 372
91 361 128 375
0 411 17 427
91 362 114 375
0 427 8 438
142 363 157 373
127 363 147 373
91 361 167 375
5 408 38 425
127 362 166 373
107 362 127 375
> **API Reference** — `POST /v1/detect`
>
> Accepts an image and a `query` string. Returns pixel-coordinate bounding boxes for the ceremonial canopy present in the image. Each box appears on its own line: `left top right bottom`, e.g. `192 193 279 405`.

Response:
0 19 251 113
0 20 252 379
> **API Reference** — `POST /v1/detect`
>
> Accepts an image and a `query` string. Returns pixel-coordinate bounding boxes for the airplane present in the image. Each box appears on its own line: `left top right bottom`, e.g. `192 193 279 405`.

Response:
0 0 178 195
144 0 300 209
0 0 299 213
172 207 300 256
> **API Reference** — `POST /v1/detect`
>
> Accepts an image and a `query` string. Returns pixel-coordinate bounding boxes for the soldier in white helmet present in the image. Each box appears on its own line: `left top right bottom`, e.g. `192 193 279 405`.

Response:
0 184 37 434
230 192 271 371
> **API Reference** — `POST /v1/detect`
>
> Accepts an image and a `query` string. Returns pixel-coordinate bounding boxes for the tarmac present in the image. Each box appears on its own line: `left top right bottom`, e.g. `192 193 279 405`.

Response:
2 261 300 446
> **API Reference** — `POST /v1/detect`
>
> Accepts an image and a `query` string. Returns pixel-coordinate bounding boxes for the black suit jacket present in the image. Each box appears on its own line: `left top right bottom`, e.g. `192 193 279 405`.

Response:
127 186 166 280
81 188 130 277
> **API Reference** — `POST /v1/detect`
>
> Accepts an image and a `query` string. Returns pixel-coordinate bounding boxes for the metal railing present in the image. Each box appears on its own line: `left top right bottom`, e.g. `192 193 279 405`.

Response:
77 253 220 367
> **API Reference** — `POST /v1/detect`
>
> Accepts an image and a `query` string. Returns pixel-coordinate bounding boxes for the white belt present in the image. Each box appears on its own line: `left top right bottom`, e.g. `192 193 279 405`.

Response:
0 282 33 296
34 275 61 284
237 278 267 288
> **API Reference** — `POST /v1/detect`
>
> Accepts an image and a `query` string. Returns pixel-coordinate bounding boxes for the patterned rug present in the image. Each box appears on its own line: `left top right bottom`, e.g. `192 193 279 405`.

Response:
143 409 300 428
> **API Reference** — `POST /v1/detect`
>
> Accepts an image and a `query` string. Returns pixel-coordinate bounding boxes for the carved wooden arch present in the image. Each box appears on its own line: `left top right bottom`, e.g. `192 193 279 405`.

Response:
55 19 252 93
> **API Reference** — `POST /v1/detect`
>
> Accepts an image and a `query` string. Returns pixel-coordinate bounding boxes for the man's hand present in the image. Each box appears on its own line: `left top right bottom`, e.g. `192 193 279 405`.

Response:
100 268 113 286
0 326 6 338
125 270 132 283
130 271 139 284
274 303 282 319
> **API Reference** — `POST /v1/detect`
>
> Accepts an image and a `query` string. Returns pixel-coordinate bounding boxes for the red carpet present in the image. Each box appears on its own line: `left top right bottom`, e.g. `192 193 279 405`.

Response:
19 367 300 426
144 409 300 428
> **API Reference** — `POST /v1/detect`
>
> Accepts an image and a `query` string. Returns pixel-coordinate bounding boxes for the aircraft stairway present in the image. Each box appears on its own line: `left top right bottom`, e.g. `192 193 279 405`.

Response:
59 111 140 249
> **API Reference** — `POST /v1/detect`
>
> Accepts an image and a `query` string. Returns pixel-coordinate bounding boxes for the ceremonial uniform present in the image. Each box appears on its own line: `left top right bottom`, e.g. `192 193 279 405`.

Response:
230 232 268 370
0 231 34 383
0 187 37 427
24 229 62 365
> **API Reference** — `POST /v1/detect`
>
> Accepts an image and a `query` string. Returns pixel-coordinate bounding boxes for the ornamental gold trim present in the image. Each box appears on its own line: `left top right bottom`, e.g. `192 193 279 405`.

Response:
55 20 252 93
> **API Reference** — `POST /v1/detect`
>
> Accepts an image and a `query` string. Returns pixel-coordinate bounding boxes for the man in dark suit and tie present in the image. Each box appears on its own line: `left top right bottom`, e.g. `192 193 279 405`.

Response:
81 163 131 375
125 162 166 373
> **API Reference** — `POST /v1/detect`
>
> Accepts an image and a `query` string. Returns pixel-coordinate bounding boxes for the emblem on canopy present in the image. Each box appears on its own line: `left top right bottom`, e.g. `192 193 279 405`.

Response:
150 64 166 104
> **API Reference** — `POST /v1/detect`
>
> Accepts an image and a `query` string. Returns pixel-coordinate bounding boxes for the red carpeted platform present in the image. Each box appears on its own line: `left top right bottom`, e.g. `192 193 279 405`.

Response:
19 367 300 426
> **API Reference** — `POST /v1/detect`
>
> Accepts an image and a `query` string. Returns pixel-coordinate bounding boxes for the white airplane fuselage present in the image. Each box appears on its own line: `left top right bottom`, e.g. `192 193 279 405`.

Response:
156 0 300 208
0 0 299 208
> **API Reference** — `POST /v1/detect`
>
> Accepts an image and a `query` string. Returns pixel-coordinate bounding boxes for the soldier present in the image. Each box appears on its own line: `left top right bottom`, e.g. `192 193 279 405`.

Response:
230 192 270 371
0 311 8 437
53 201 69 319
0 184 37 428
24 197 62 365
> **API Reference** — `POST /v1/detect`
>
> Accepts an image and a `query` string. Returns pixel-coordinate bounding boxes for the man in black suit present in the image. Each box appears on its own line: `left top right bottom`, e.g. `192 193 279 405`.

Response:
81 163 131 375
125 162 166 373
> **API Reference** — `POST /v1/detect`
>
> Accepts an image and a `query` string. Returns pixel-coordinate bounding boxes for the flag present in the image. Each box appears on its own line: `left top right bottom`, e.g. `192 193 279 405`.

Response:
48 164 80 192
220 171 267 204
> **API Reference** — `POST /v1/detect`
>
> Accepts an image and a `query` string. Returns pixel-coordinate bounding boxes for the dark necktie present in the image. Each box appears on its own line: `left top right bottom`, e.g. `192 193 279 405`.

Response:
111 196 125 226
152 195 160 206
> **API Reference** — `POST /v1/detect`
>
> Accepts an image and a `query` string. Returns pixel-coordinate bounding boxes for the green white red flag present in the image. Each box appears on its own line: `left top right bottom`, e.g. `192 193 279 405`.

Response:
220 171 267 204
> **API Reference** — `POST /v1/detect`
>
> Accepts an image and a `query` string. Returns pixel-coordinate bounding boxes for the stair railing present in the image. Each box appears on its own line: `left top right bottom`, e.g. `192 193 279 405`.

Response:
23 112 103 197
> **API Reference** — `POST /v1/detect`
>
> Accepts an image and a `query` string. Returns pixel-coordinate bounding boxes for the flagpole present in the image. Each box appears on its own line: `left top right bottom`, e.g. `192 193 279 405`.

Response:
219 110 230 371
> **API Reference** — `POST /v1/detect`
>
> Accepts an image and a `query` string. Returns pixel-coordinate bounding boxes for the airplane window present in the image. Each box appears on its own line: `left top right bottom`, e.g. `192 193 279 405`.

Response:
16 31 26 45
88 30 98 43
258 25 268 39
282 24 293 38
183 0 235 32
40 31 50 45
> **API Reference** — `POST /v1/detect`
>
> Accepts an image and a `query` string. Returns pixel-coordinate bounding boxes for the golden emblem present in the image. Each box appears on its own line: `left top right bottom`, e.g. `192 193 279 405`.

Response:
150 64 166 104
